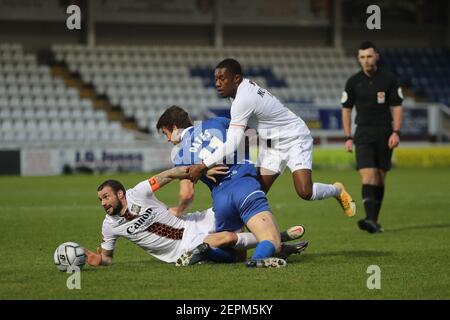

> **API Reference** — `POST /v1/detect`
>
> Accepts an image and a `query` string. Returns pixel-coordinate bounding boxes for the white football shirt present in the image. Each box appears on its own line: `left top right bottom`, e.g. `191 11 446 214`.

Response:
230 78 310 140
100 180 215 263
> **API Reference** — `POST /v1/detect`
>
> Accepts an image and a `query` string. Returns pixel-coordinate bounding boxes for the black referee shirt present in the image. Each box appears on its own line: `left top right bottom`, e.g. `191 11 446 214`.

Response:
341 67 403 126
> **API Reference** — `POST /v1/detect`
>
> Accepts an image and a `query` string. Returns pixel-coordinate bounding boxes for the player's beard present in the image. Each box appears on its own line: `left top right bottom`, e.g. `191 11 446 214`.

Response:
109 197 123 216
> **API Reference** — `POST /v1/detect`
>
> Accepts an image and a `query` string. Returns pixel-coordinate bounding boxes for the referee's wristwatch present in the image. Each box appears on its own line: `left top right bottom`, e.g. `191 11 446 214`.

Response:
345 136 353 141
392 130 401 137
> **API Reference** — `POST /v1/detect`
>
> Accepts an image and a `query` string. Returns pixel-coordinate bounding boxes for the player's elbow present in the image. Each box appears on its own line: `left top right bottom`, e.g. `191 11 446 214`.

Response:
180 190 195 204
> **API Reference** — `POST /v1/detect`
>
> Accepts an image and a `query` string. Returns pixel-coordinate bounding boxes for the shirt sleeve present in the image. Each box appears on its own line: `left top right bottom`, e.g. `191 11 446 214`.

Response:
341 78 355 109
202 125 245 168
101 220 118 251
131 180 156 199
229 96 255 127
388 77 403 107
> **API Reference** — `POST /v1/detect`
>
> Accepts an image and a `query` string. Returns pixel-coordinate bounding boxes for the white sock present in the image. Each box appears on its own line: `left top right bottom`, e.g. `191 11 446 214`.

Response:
234 233 258 250
310 183 340 200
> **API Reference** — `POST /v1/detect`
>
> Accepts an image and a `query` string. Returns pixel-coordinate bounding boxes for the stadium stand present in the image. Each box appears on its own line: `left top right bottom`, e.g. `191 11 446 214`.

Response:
3 43 444 147
0 43 135 147
382 48 450 105
51 45 362 133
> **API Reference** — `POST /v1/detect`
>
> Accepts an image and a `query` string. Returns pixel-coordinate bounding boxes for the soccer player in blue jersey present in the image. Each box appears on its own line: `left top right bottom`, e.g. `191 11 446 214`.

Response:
156 106 288 268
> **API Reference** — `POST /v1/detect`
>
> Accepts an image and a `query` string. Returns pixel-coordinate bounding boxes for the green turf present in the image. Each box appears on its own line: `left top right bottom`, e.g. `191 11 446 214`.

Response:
0 168 449 299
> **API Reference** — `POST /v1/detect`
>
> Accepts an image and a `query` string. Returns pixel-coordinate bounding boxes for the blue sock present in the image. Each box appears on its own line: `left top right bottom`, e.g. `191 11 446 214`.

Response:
207 248 236 263
251 240 275 260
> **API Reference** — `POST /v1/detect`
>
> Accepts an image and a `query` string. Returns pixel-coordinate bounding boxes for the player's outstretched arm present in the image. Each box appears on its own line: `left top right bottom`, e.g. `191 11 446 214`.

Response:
84 247 113 267
169 166 229 216
170 179 195 217
204 125 245 168
151 166 190 190
187 126 245 183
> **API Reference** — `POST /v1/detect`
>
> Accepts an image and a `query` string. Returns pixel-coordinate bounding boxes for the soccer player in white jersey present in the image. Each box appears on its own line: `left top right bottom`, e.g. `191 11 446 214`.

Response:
84 166 307 267
187 59 356 217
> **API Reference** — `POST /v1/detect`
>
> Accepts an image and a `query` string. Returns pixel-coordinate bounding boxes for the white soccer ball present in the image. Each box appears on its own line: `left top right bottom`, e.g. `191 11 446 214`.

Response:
53 242 86 272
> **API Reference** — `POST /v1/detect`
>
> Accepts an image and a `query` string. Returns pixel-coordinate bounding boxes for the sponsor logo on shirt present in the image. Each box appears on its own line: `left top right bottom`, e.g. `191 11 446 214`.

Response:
126 208 155 234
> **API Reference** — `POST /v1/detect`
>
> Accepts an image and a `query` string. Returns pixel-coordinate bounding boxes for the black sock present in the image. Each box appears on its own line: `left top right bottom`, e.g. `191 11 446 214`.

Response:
374 185 385 222
362 184 378 221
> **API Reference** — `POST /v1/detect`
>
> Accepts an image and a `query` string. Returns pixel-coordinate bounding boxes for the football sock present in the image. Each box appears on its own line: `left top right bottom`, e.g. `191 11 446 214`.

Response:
310 183 340 200
374 185 385 222
362 184 378 221
207 247 236 263
234 232 258 250
251 240 276 260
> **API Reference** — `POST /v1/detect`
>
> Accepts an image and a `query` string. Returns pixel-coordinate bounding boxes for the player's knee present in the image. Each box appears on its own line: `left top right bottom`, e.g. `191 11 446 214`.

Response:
296 188 313 200
222 232 238 246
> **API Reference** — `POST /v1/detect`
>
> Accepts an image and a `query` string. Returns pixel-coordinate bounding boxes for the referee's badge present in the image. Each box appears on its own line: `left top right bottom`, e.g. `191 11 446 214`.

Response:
398 87 404 99
377 92 385 104
341 91 348 104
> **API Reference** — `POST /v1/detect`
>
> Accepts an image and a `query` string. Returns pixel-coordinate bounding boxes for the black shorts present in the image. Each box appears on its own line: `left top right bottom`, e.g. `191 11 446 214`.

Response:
354 126 393 171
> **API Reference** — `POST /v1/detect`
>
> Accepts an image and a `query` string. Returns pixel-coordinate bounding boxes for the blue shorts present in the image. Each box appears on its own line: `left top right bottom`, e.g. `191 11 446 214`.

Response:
212 176 272 232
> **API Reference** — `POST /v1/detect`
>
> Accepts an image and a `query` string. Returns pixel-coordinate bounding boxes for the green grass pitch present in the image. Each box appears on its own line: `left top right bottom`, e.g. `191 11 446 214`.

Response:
1 168 449 299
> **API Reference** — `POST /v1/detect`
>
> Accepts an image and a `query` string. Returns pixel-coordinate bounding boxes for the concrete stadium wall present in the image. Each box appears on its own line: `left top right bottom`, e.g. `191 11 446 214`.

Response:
96 24 213 46
223 26 331 47
0 21 82 51
0 20 447 51
342 25 448 52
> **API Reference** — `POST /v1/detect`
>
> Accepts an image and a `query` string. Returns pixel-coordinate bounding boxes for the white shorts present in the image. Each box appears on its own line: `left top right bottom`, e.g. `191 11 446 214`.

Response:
257 133 313 174
179 208 216 255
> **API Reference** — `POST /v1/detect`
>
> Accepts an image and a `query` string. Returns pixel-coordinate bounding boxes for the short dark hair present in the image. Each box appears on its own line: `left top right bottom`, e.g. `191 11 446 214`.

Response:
359 41 379 53
216 58 242 77
97 179 125 194
156 105 193 132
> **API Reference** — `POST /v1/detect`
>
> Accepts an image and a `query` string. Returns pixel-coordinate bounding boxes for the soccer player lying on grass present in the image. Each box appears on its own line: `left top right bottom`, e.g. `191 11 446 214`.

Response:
84 165 308 267
157 107 300 268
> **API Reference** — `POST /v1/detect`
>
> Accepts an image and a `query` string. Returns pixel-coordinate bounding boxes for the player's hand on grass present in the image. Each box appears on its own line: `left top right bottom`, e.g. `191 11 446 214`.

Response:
388 132 400 149
187 163 208 183
206 165 230 183
84 247 102 266
344 139 353 152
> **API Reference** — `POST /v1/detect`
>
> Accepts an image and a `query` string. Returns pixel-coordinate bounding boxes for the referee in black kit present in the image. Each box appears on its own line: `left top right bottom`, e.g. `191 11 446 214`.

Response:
341 41 403 233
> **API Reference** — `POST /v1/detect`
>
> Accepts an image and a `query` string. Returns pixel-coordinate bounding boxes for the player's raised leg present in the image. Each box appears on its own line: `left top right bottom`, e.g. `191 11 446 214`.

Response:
291 169 355 217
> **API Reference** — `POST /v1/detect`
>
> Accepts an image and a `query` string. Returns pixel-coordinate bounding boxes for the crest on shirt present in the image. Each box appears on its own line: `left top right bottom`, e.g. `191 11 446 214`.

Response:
130 203 142 214
377 91 385 104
